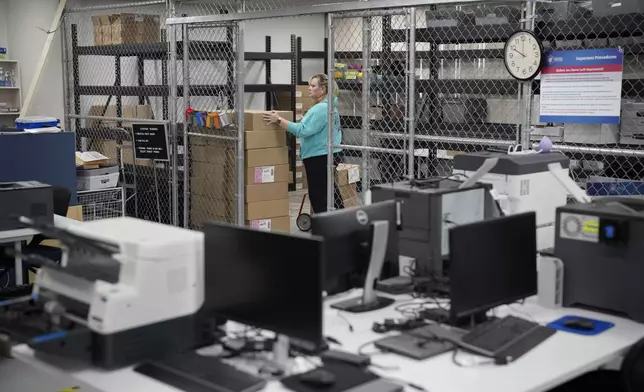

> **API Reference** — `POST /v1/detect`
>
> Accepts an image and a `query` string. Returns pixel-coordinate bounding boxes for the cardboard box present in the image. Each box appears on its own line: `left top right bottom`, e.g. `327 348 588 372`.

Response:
246 216 290 233
92 15 111 45
191 177 234 200
241 110 293 131
246 182 288 203
295 159 304 169
192 162 230 180
338 183 357 200
190 194 235 229
245 130 286 150
295 85 309 98
295 98 316 111
246 147 288 167
296 166 306 179
87 104 153 128
343 196 359 208
246 164 289 185
296 177 308 191
192 144 236 165
110 14 160 45
246 199 289 220
336 163 360 186
289 171 294 184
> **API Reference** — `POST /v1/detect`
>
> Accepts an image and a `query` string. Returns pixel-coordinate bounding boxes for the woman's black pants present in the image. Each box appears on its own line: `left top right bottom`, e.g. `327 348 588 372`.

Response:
303 153 344 214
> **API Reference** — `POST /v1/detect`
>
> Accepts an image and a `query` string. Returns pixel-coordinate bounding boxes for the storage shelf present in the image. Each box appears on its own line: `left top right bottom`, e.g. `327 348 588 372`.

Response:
536 14 644 41
0 86 19 90
76 85 234 97
76 41 234 61
389 23 520 45
0 112 20 116
341 115 516 140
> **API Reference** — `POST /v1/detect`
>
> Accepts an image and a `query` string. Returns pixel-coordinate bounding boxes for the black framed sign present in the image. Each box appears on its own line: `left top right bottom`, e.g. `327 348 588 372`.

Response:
132 123 169 161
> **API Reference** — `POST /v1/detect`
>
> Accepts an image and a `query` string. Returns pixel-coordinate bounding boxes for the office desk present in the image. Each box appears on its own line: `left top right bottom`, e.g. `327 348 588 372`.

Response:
0 215 83 285
11 294 644 392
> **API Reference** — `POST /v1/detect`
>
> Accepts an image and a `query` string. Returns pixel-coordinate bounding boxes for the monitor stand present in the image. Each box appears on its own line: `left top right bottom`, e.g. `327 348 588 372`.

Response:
331 221 395 313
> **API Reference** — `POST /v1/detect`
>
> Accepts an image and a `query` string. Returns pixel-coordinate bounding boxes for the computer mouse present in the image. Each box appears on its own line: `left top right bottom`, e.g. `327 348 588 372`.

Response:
563 317 595 331
300 369 336 386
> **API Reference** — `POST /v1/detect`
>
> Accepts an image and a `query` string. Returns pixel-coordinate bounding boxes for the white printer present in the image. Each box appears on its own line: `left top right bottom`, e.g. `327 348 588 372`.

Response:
453 152 570 250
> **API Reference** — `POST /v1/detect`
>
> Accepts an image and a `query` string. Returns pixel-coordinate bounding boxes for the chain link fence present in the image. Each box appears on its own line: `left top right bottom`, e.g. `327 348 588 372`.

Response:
63 2 175 224
329 10 414 210
532 2 644 197
61 0 644 228
180 22 241 230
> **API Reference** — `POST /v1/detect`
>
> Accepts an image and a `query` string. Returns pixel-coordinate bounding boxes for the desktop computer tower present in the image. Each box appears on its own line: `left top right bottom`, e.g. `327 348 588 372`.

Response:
371 179 497 280
0 181 53 231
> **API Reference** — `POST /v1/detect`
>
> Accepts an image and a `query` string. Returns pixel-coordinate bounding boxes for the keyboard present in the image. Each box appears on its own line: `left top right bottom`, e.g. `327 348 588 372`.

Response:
461 315 541 356
135 351 266 392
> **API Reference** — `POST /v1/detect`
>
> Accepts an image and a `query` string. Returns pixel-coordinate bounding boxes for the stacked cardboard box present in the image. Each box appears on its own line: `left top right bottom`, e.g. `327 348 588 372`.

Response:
189 136 237 230
243 110 292 233
295 86 314 120
336 163 361 207
92 13 160 46
294 139 307 191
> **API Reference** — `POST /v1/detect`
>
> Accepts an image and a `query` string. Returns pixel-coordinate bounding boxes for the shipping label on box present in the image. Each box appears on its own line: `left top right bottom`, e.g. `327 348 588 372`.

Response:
336 163 360 186
247 164 289 185
296 160 303 168
247 216 290 233
250 218 272 231
254 166 275 183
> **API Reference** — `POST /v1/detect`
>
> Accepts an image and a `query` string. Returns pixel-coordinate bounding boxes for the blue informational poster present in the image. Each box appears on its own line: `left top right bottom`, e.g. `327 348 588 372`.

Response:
539 48 624 124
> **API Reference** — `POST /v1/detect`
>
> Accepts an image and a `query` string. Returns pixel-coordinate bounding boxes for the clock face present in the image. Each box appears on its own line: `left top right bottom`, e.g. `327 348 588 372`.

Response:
504 31 543 81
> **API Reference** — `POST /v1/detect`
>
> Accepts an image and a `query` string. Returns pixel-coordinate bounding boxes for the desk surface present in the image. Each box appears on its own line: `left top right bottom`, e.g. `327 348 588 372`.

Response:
11 295 644 392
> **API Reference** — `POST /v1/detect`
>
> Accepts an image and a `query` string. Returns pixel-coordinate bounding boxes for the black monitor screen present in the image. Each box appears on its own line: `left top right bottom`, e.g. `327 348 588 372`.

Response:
203 223 324 345
311 201 400 292
448 212 537 319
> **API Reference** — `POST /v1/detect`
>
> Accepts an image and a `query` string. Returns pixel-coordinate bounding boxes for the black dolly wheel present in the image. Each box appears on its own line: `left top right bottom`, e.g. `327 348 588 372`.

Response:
296 213 312 232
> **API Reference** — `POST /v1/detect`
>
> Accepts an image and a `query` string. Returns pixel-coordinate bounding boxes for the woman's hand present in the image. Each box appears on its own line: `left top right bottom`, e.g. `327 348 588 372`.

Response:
263 111 281 125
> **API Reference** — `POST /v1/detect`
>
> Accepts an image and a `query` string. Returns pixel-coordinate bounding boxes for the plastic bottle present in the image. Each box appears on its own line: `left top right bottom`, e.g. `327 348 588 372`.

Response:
5 71 11 87
0 67 4 87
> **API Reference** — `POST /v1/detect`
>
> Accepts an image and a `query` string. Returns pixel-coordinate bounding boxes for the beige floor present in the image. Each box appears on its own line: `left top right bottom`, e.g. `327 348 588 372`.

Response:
289 189 310 234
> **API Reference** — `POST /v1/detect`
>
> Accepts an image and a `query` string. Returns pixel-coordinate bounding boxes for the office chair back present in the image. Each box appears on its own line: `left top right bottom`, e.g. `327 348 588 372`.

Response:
622 337 644 392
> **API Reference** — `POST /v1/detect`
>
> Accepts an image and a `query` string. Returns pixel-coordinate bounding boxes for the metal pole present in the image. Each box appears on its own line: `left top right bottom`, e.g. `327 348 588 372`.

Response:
326 13 335 212
61 21 72 132
361 16 371 201
521 0 536 149
182 23 190 228
236 20 246 225
407 7 417 179
168 1 179 226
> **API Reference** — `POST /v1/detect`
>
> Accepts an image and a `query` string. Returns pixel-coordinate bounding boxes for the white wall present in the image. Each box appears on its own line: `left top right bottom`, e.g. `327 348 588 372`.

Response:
0 1 8 51
4 0 64 121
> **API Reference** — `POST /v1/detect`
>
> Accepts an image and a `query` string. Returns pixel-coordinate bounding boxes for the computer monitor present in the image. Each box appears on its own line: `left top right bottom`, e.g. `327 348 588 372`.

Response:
311 200 401 313
203 222 324 345
448 212 537 323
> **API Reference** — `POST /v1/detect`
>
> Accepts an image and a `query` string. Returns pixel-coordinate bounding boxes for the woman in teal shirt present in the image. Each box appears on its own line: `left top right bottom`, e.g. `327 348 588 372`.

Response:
263 73 344 213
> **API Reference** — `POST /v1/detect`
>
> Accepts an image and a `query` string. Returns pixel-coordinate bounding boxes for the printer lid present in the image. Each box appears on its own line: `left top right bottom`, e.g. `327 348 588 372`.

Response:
453 152 570 175
69 217 203 261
